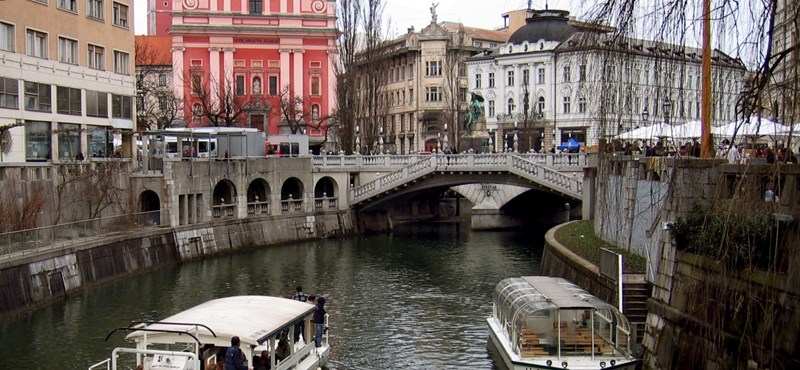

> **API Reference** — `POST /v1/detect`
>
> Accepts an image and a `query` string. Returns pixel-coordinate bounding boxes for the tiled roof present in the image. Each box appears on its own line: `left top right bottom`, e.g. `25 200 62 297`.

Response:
135 36 172 66
441 22 509 43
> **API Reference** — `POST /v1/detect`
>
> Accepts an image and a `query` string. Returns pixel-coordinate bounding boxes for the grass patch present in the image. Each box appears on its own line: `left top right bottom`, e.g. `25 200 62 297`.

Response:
554 220 647 274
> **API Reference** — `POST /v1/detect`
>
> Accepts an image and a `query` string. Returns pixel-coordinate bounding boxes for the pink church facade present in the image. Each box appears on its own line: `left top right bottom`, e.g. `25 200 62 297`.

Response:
151 0 337 144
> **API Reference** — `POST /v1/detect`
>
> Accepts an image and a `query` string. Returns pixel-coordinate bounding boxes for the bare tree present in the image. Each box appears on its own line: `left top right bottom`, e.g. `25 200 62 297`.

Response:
278 86 332 139
135 37 183 130
0 178 46 232
334 0 363 154
188 72 251 127
357 0 388 154
440 25 468 151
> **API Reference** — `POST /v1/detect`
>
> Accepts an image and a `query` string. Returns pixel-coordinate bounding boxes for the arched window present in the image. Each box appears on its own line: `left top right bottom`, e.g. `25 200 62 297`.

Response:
537 96 545 114
507 98 515 114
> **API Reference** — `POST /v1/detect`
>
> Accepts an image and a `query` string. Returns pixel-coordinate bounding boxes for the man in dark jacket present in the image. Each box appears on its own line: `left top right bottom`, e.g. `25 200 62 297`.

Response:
225 336 247 370
313 296 327 347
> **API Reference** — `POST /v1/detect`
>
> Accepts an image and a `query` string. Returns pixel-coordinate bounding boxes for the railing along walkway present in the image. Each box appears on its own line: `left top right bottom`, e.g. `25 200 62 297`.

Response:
313 153 587 172
349 154 583 205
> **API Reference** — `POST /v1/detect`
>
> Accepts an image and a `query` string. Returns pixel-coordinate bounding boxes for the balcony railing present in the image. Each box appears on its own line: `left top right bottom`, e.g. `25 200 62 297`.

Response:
247 201 270 215
314 197 338 210
212 204 236 218
280 200 304 214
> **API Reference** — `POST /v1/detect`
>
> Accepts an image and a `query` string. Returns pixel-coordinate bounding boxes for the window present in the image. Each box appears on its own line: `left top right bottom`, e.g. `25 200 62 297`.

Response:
88 0 104 20
268 75 278 96
425 86 441 102
113 2 129 27
112 94 131 118
56 86 81 115
235 75 245 96
0 77 19 109
475 74 481 89
88 126 111 158
488 100 495 117
310 75 321 96
158 73 167 86
563 96 571 113
537 68 545 84
563 66 571 82
425 61 441 76
488 72 495 88
86 90 108 117
537 96 545 114
579 64 586 82
507 70 515 86
249 0 262 14
311 104 320 122
158 96 167 111
408 63 414 78
113 50 130 74
507 98 515 114
58 37 78 64
88 44 105 70
58 0 78 11
58 123 81 159
24 81 51 112
26 121 52 161
0 22 14 52
578 96 586 113
522 69 529 85
26 29 47 58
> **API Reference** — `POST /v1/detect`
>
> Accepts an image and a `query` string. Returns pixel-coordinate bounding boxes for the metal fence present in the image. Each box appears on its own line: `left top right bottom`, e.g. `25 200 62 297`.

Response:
0 210 169 258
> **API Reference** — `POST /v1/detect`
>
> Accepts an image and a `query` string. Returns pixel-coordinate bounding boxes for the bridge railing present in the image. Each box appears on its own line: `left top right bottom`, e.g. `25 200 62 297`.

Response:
509 156 583 197
312 153 587 170
350 156 435 200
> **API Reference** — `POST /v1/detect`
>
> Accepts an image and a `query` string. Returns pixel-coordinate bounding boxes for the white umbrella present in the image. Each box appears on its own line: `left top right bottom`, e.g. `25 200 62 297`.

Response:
670 120 703 139
616 122 673 140
712 117 789 137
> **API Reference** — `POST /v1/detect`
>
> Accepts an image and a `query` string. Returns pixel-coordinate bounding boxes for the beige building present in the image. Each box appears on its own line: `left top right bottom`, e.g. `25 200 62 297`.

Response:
354 12 508 154
766 0 798 124
0 0 136 162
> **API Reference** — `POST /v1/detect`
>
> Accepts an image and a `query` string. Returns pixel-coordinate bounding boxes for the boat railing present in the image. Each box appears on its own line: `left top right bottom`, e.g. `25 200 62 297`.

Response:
87 358 110 370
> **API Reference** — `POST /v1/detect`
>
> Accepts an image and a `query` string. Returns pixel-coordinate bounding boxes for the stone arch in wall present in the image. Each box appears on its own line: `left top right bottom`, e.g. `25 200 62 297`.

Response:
213 179 237 205
280 177 304 200
314 176 338 199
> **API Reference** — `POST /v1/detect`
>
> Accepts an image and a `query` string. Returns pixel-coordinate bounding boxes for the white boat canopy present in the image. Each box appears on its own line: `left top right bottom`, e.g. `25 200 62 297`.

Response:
125 296 315 347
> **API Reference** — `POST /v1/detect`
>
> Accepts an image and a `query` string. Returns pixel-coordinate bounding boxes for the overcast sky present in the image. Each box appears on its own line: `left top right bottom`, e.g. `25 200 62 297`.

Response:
133 0 581 36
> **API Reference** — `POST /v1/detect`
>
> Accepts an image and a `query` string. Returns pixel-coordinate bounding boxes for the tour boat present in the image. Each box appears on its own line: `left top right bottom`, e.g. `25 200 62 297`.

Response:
89 295 329 370
487 276 638 370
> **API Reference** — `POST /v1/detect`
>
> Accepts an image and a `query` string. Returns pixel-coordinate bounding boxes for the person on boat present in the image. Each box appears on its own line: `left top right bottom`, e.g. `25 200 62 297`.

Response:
313 296 327 348
225 336 248 370
254 350 271 370
293 286 309 342
275 336 290 362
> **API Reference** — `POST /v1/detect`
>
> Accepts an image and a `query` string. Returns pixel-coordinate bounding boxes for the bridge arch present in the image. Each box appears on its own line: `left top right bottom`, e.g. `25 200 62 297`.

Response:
212 179 237 218
314 176 338 198
247 178 271 215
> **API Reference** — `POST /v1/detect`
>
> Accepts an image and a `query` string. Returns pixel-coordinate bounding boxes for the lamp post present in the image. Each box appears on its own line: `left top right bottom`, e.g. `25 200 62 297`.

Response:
489 129 495 153
443 123 448 151
355 125 361 154
379 125 384 154
641 106 649 128
513 121 519 153
437 132 441 152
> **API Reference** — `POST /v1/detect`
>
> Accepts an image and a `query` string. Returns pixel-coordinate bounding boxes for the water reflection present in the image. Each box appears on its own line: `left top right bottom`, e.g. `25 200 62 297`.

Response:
0 220 545 369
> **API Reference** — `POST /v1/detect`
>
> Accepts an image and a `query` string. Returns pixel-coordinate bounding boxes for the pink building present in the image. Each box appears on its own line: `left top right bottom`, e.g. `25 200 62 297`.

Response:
149 0 337 149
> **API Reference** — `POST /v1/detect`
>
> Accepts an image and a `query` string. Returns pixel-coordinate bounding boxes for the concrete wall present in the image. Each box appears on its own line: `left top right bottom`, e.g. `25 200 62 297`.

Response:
0 211 354 318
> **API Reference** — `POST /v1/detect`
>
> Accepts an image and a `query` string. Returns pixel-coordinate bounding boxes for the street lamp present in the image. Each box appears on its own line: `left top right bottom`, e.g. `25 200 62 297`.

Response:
443 123 448 151
513 121 519 153
355 125 361 154
641 106 649 128
488 129 495 153
663 99 672 125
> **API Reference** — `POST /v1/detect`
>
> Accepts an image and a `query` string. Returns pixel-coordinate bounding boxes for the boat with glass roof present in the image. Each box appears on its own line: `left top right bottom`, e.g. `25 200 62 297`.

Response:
88 295 329 370
488 276 637 370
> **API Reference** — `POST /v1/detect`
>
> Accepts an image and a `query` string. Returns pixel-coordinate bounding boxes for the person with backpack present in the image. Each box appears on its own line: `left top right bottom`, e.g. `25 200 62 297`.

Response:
293 286 309 342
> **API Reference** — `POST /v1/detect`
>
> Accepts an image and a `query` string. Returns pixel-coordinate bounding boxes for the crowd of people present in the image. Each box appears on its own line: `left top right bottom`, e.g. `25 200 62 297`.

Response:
608 138 798 165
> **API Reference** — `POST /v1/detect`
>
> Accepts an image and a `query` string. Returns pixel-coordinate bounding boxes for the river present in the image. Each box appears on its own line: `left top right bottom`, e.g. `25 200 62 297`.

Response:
0 220 546 369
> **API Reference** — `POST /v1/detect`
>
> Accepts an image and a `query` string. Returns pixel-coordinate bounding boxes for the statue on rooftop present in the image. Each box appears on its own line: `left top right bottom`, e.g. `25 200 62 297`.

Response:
430 2 439 23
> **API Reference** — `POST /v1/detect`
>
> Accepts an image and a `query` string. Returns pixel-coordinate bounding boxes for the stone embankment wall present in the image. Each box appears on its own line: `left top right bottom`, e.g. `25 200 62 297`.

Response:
542 222 649 351
0 211 354 318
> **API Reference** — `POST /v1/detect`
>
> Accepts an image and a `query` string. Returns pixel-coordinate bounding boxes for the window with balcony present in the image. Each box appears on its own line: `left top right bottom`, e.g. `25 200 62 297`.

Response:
58 37 78 64
0 77 19 109
88 44 105 70
113 2 129 27
0 22 14 52
24 81 51 112
507 98 515 114
88 0 104 20
56 86 81 115
26 29 48 58
113 50 130 74
86 90 109 117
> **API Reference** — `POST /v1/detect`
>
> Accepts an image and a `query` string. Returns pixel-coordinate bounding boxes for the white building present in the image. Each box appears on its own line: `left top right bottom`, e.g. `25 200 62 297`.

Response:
0 0 136 162
466 9 747 152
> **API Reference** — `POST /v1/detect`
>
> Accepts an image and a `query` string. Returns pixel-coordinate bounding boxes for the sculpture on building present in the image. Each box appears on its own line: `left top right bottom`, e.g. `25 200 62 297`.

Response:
464 92 485 135
430 2 439 23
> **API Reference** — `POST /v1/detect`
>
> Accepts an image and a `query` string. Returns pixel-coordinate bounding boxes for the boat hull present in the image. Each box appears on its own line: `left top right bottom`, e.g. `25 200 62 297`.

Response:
487 318 637 370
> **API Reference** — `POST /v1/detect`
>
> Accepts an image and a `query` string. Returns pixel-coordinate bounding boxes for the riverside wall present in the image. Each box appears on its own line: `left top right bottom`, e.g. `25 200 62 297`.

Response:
0 211 355 318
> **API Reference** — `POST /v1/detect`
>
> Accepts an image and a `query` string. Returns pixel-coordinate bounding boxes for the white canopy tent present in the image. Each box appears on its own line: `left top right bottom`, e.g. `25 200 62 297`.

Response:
712 117 789 138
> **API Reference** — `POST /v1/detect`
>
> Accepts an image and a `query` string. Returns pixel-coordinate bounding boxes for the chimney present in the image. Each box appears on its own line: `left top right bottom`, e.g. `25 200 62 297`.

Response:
408 26 415 35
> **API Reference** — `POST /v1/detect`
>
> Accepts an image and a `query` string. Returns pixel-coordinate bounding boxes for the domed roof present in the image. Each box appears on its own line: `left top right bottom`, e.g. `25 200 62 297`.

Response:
508 9 578 45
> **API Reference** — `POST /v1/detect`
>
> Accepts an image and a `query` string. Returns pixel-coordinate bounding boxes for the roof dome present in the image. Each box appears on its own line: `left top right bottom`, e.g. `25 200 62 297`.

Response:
508 9 577 45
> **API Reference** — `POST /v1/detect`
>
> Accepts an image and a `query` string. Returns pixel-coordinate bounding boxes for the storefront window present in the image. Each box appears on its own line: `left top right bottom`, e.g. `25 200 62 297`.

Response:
25 121 51 161
58 123 81 159
88 126 112 157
